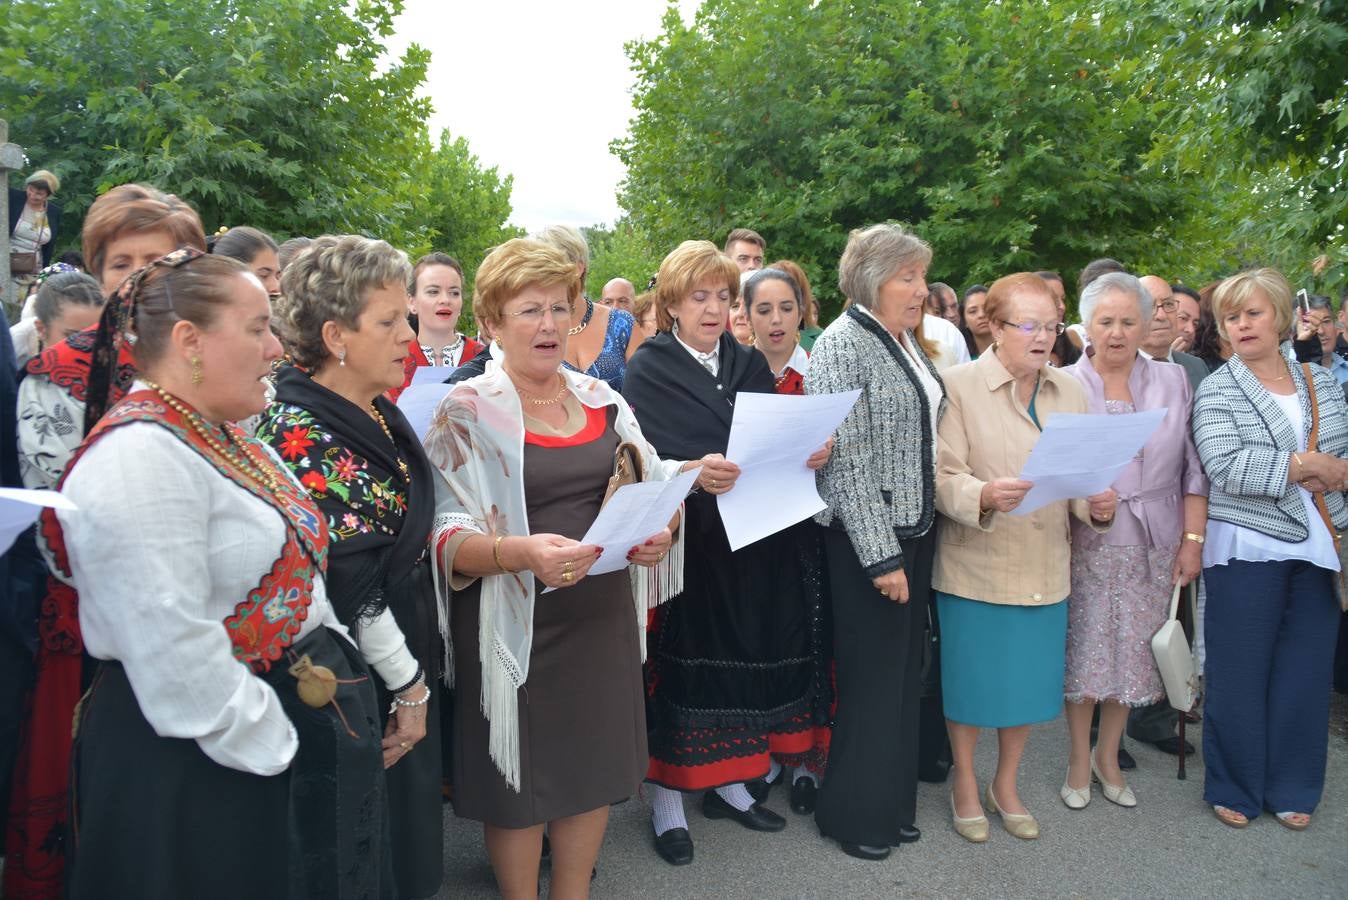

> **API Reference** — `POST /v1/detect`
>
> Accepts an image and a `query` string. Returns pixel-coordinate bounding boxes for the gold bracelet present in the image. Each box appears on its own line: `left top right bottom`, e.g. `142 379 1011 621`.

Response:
1293 453 1304 482
1183 531 1206 545
493 534 510 573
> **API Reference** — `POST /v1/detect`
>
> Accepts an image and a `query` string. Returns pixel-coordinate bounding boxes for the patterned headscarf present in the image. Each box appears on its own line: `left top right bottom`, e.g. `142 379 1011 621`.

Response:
84 247 205 433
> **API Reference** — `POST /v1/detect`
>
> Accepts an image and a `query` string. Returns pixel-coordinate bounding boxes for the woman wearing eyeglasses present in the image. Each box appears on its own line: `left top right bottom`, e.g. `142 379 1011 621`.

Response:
933 272 1116 843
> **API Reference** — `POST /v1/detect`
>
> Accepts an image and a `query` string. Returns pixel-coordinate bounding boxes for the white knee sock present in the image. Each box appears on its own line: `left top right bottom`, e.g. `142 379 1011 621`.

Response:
715 782 756 811
791 765 818 786
650 784 687 836
767 759 783 783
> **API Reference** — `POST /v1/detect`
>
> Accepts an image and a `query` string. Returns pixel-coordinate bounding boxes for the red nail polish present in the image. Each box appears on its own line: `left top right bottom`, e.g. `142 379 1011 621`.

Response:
595 548 602 555
645 539 653 545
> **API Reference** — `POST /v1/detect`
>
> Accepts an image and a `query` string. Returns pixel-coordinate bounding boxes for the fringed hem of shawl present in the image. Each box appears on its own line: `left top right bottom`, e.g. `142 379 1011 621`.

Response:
631 502 686 663
485 633 525 791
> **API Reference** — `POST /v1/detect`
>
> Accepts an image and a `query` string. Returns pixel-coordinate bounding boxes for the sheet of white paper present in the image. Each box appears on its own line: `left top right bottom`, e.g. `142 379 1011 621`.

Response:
543 466 700 591
0 487 77 556
395 383 453 441
717 390 862 551
1011 408 1167 516
409 366 452 388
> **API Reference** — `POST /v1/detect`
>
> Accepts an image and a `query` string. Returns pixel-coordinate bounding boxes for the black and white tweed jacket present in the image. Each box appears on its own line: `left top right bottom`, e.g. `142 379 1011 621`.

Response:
806 307 945 577
1192 350 1348 541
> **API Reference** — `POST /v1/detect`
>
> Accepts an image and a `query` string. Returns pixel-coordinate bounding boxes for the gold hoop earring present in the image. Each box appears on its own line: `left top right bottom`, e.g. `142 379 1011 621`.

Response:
191 356 203 386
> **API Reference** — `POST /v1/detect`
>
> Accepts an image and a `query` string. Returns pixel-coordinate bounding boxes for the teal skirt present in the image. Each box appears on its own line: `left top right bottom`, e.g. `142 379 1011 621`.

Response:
936 592 1067 728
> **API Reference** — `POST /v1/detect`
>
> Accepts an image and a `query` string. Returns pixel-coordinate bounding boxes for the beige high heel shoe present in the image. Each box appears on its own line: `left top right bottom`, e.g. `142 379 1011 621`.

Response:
1060 769 1091 810
985 784 1040 840
949 786 989 843
1091 749 1137 808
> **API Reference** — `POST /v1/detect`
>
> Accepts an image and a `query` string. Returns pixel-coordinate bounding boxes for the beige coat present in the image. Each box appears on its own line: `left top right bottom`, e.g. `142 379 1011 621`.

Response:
933 351 1106 606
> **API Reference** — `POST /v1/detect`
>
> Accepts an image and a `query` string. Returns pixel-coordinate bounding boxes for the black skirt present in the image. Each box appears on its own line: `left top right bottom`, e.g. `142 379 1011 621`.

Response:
67 626 393 900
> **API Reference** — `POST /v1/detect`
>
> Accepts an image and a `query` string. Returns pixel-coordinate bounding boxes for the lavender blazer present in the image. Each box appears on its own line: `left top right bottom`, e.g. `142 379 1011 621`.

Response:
1063 353 1208 549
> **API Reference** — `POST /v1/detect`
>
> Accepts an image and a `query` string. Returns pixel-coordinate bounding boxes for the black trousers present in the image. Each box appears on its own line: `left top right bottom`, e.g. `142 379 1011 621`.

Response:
815 527 933 846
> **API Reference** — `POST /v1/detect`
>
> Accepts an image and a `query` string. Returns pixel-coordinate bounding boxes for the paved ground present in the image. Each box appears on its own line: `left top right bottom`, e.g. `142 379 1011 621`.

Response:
437 692 1348 899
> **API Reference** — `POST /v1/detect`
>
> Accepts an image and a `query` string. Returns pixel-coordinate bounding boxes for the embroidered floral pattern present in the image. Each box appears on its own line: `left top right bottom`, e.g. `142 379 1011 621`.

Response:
258 403 409 541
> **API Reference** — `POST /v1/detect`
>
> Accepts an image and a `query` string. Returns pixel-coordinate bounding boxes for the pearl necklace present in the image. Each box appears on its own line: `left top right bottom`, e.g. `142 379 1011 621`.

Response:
370 405 412 483
142 380 285 496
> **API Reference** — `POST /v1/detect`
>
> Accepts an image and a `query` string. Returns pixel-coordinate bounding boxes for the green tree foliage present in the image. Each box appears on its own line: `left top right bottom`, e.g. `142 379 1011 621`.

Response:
1120 0 1348 292
615 0 1212 313
583 220 663 300
0 0 512 258
423 129 524 292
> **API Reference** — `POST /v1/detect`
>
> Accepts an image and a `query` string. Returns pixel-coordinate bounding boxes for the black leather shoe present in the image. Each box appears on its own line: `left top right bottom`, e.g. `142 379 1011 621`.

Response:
1150 736 1196 756
653 827 694 866
746 769 784 804
840 842 891 861
1117 745 1137 770
789 778 817 814
701 791 787 832
894 824 921 844
918 760 951 784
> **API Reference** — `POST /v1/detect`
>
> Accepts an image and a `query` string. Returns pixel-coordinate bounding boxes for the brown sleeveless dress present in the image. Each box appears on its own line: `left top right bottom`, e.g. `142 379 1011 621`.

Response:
451 404 647 827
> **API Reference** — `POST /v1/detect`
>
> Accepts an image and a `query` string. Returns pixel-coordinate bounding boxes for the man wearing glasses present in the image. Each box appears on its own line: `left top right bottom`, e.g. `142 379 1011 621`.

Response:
1138 275 1209 394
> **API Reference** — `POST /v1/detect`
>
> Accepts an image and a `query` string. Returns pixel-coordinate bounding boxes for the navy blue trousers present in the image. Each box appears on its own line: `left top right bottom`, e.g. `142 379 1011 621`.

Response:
1202 559 1339 818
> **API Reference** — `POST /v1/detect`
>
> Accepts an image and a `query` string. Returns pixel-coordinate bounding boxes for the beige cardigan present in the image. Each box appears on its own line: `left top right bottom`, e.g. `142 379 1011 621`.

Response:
933 351 1107 606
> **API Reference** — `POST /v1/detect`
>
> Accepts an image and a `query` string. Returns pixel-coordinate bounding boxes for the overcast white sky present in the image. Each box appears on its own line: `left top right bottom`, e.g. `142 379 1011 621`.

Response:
383 0 701 233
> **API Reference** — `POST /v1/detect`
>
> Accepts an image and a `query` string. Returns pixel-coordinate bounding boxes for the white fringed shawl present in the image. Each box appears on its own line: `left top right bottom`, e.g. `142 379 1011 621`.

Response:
423 360 686 790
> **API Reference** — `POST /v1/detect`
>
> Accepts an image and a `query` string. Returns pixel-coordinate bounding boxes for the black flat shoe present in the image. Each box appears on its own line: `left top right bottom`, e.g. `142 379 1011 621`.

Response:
746 768 784 804
1117 745 1137 770
918 761 951 784
894 824 921 844
840 842 891 861
701 791 787 832
1150 736 1196 756
653 827 694 866
790 778 817 814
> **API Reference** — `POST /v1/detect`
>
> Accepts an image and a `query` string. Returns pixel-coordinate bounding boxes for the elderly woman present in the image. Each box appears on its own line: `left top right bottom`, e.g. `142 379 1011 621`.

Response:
535 225 639 391
256 235 441 899
623 240 831 867
1192 268 1348 831
804 224 944 860
632 290 658 344
1059 273 1208 810
728 290 755 345
5 184 205 900
935 272 1116 843
424 237 696 898
52 251 391 897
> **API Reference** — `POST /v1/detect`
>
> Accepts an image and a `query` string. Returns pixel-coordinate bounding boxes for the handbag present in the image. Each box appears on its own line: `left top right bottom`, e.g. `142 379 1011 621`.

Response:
10 251 37 275
601 441 645 507
1300 363 1348 612
1151 580 1198 712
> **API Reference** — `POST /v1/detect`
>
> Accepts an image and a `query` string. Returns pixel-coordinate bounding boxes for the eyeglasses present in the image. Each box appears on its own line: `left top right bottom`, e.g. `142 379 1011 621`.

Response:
1002 320 1066 336
502 303 573 324
1156 299 1178 313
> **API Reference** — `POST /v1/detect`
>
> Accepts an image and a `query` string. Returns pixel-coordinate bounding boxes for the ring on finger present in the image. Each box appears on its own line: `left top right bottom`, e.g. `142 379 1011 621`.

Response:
562 571 573 583
563 559 574 575
710 479 719 489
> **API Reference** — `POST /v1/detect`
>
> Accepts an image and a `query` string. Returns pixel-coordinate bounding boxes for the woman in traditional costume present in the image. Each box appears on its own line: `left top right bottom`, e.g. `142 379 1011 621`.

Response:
257 235 442 899
55 250 392 898
387 252 485 402
424 237 695 899
622 241 832 866
5 184 206 900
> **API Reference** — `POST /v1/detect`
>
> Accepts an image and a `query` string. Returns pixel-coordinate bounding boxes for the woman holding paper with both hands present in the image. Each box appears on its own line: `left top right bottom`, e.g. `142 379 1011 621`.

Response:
933 272 1116 844
622 240 832 868
422 237 710 900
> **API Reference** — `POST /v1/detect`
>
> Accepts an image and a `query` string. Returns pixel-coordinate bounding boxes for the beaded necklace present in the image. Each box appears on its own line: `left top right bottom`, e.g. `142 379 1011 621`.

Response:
142 380 285 496
370 405 412 483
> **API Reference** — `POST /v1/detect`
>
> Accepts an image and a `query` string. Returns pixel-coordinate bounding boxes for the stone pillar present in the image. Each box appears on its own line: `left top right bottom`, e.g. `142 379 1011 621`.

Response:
1 119 28 320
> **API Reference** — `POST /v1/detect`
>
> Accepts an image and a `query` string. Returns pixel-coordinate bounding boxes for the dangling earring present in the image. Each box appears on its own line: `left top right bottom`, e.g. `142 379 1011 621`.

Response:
191 356 203 386
338 349 346 367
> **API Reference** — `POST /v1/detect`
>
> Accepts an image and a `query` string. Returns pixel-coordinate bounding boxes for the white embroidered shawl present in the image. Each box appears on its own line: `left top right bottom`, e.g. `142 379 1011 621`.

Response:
423 360 686 789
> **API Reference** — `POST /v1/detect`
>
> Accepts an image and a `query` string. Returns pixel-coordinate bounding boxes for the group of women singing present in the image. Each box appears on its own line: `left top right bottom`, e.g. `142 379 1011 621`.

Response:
2 180 1344 900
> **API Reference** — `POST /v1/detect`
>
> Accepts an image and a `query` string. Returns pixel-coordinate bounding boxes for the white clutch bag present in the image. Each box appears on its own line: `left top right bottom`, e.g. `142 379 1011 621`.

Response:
1151 582 1198 712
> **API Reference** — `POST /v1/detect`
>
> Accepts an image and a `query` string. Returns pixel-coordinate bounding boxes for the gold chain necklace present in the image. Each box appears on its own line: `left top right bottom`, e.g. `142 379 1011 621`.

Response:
142 380 285 496
370 405 412 483
518 373 569 406
567 298 595 336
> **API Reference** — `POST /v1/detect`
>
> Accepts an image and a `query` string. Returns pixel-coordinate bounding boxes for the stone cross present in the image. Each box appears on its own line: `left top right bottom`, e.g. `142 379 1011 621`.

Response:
1 119 28 316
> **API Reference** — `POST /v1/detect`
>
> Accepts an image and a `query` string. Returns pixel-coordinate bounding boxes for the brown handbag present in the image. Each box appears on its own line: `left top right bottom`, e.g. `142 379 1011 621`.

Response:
1301 363 1348 612
10 251 38 275
602 441 645 507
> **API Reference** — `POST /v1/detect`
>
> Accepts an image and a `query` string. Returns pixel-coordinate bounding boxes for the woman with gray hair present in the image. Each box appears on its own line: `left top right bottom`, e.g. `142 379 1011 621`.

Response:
805 223 945 860
1059 272 1208 811
256 234 444 898
534 224 640 390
